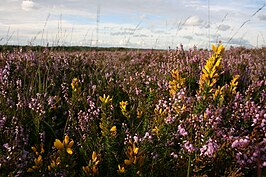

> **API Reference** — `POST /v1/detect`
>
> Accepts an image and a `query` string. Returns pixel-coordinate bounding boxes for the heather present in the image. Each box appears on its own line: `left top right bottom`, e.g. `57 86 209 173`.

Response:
0 45 265 177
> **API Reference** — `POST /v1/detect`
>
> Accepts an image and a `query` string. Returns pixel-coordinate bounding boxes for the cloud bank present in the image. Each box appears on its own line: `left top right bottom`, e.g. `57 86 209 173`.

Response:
0 0 265 49
21 0 37 11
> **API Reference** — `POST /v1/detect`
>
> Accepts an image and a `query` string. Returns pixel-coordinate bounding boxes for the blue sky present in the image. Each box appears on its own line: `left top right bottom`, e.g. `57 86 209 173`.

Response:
0 0 265 49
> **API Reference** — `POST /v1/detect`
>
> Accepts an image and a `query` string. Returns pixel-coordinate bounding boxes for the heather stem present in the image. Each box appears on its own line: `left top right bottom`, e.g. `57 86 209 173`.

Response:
187 155 191 177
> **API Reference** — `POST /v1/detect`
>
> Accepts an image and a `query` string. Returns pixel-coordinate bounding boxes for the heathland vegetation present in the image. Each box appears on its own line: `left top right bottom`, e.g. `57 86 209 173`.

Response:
0 44 265 176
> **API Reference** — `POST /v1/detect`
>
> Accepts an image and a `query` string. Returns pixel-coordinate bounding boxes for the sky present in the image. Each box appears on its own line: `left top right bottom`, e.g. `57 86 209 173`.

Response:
0 0 266 49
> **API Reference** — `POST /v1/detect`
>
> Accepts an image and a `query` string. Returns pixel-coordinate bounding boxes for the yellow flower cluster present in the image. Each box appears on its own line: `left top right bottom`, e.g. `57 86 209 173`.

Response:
99 123 117 137
213 85 224 102
197 44 240 104
154 107 165 116
120 100 128 110
172 104 186 115
99 94 112 104
124 141 144 172
152 108 167 137
99 94 114 137
71 77 81 93
110 125 117 137
152 126 159 138
198 44 224 95
117 141 143 174
31 143 45 156
229 75 240 95
117 164 126 173
120 100 130 118
82 151 100 176
53 135 74 155
46 135 74 171
48 156 61 171
169 69 186 97
137 108 143 119
213 74 240 105
27 144 45 172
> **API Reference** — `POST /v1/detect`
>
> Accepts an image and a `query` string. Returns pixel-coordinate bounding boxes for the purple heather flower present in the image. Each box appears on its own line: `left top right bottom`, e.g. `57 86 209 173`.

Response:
0 115 6 129
170 152 178 159
3 143 10 151
165 115 176 124
200 139 218 158
143 132 152 141
231 137 250 149
178 124 187 136
184 141 195 153
133 134 139 143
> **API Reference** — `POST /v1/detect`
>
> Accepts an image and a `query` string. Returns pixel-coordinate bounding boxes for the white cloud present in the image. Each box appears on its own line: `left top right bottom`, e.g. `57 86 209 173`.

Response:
258 14 266 21
110 32 132 36
225 37 254 48
217 24 230 31
184 16 204 26
21 0 37 11
183 35 193 40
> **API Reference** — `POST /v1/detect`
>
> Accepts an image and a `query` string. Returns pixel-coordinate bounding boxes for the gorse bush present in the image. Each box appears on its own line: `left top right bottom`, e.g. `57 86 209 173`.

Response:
0 45 265 176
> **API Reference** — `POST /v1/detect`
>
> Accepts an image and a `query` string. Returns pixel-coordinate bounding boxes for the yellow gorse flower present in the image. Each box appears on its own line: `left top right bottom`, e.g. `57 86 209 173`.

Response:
53 135 74 155
119 100 128 110
82 166 90 174
172 104 186 114
120 100 130 118
154 108 165 116
137 109 143 119
48 156 61 171
82 151 100 175
229 75 240 94
169 69 186 97
212 44 225 55
110 125 117 132
117 164 125 173
71 77 81 92
152 126 159 137
212 85 225 106
124 141 143 166
27 143 45 173
198 44 240 105
99 122 105 136
128 142 139 157
31 146 38 155
92 151 100 165
213 85 224 100
212 74 240 105
34 155 43 165
198 44 224 96
27 155 43 172
99 94 112 104
31 143 44 156
124 159 133 165
54 139 64 150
